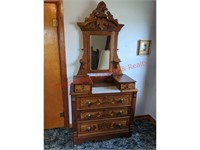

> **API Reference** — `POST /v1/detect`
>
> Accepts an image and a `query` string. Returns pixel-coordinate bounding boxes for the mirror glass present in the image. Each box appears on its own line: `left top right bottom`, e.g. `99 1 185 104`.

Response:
90 35 111 70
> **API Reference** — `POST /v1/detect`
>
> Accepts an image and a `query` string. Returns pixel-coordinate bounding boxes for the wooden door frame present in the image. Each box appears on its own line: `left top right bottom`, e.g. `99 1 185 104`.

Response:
44 0 69 128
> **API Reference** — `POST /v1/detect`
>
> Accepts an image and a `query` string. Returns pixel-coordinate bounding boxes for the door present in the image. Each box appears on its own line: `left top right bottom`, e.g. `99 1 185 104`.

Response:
44 2 68 129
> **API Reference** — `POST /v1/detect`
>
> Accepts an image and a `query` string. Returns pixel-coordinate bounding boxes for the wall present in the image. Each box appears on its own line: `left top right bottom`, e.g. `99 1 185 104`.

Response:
63 0 156 123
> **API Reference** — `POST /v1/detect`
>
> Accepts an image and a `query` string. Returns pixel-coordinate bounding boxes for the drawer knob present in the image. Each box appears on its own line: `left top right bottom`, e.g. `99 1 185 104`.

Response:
86 101 93 107
113 123 122 128
117 123 122 128
116 98 124 103
87 126 92 132
110 111 114 116
126 84 132 89
96 99 101 105
96 112 101 118
86 114 91 119
118 110 123 116
87 125 96 132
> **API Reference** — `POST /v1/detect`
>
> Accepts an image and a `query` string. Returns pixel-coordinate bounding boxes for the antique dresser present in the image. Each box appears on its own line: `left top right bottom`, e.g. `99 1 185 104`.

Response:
70 1 137 145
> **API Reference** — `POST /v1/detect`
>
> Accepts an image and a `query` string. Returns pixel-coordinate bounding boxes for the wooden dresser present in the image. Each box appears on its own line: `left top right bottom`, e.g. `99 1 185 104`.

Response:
70 1 137 145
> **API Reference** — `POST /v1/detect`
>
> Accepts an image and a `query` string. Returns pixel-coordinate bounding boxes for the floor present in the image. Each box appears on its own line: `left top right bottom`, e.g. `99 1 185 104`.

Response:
44 120 156 150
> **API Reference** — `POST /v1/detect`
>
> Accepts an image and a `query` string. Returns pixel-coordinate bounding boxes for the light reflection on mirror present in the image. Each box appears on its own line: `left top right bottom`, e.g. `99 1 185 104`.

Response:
90 35 110 70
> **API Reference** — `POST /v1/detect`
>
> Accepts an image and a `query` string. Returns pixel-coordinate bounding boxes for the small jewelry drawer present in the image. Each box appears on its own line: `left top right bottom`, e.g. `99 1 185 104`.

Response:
72 76 92 93
113 74 136 90
120 83 135 90
78 118 129 134
78 107 130 120
74 84 91 93
78 94 132 109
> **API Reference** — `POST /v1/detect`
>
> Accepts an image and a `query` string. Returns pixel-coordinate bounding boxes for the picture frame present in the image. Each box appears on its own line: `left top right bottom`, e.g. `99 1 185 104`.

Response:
137 40 151 55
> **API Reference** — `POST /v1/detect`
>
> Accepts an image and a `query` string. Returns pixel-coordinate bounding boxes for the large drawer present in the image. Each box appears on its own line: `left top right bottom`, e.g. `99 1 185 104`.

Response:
77 94 132 109
77 118 130 135
78 107 130 121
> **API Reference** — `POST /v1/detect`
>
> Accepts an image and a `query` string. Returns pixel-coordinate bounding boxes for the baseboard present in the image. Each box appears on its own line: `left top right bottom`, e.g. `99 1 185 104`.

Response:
135 114 156 125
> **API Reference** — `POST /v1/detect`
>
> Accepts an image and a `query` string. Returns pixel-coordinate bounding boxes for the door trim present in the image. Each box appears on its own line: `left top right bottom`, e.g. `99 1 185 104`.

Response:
44 0 69 128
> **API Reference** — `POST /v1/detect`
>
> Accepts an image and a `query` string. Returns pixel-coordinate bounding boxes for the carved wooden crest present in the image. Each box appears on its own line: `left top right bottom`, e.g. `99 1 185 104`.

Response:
77 1 124 31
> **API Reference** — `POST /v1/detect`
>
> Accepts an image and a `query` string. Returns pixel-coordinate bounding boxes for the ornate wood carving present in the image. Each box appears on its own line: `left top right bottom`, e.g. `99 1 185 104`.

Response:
77 1 124 31
77 48 87 75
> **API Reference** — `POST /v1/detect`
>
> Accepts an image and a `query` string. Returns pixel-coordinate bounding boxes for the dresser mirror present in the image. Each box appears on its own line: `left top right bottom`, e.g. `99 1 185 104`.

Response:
76 1 124 75
90 35 111 70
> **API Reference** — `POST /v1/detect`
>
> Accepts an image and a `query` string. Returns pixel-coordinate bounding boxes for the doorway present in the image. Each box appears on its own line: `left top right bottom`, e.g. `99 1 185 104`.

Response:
44 0 69 129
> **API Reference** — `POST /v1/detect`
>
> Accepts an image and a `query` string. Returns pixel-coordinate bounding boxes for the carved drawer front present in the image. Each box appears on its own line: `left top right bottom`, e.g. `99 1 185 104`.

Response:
74 85 91 93
79 108 130 120
78 118 129 134
120 83 135 90
79 94 131 109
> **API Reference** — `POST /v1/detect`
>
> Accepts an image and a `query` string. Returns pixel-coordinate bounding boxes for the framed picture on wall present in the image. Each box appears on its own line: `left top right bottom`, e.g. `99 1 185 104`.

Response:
137 40 151 55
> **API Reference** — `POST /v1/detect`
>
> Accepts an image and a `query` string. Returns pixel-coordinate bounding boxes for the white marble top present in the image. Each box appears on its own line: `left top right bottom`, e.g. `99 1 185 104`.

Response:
92 86 121 94
87 73 112 77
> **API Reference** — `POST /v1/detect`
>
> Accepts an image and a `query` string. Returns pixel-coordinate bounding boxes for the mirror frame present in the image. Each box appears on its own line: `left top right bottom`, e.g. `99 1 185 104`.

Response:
76 1 124 76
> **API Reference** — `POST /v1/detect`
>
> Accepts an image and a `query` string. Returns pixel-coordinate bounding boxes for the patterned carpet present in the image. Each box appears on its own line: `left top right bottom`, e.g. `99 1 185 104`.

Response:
44 120 156 150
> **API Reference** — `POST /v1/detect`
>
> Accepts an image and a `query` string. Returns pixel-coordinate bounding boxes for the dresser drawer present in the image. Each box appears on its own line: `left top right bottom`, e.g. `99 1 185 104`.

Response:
120 83 135 90
74 84 91 93
78 107 130 120
78 94 132 109
78 118 129 135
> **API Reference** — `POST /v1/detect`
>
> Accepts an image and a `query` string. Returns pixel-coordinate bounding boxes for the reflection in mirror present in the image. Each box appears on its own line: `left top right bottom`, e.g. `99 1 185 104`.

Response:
91 35 110 70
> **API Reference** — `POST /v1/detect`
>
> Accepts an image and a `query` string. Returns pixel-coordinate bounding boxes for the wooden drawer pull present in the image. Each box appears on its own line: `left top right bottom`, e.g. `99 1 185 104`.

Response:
117 110 123 116
114 123 122 128
115 98 124 103
126 84 132 89
87 126 92 131
96 99 101 105
96 112 101 118
86 101 93 107
86 114 91 119
110 111 114 117
87 125 96 132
